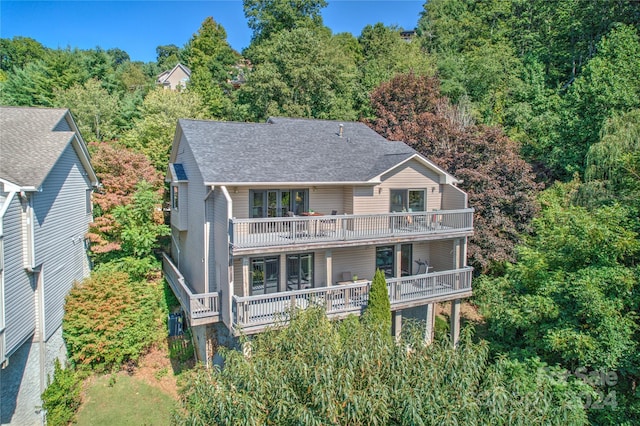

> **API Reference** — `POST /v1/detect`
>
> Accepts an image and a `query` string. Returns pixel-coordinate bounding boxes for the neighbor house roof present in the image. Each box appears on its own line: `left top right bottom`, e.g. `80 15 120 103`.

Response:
172 117 458 185
0 106 98 190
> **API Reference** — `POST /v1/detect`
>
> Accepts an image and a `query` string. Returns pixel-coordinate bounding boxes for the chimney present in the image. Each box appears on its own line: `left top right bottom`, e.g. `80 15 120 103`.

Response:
339 124 344 138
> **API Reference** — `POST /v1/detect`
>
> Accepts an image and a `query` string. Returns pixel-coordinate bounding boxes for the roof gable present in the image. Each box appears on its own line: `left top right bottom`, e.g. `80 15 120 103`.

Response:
171 117 456 185
0 106 98 189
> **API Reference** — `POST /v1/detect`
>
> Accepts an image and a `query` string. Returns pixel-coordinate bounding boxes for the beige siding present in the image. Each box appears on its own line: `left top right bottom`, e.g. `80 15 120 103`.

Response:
230 188 250 218
442 184 468 210
348 159 443 215
343 187 354 214
309 187 343 215
428 240 456 271
332 245 377 284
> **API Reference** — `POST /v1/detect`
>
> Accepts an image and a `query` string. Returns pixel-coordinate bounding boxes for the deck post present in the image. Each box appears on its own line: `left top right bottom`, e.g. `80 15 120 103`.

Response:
450 299 461 348
325 249 332 286
425 303 435 344
392 309 402 340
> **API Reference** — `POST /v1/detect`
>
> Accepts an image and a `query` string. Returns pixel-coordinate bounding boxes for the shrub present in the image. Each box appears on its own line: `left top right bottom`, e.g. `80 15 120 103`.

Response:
63 269 165 371
363 268 391 331
41 359 82 426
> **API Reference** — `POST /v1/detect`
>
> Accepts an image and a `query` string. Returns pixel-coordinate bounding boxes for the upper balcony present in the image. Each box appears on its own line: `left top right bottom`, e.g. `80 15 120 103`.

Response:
230 209 474 254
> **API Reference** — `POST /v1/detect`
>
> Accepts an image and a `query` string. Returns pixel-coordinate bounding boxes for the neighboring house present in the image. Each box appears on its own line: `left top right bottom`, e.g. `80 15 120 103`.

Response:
156 63 191 91
164 117 473 363
0 107 98 425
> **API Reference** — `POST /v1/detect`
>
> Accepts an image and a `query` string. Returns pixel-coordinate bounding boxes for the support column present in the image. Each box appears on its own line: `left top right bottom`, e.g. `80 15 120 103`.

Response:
450 299 461 348
242 257 249 296
425 303 435 344
394 244 402 278
392 310 402 340
325 249 332 286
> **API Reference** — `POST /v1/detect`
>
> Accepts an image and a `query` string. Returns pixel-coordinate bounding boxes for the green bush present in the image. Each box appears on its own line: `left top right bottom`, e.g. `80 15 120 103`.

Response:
63 269 165 371
363 268 391 331
41 359 82 426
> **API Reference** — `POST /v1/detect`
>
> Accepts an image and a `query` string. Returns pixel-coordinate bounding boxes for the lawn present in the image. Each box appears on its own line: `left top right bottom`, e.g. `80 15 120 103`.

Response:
76 373 176 426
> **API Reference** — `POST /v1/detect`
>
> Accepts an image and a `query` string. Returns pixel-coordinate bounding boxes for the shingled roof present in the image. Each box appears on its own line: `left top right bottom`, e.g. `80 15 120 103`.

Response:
0 106 97 189
174 117 454 185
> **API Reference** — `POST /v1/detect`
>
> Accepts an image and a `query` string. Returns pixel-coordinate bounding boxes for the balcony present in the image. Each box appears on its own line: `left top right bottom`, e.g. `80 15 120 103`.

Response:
232 266 473 334
162 253 220 326
230 209 474 253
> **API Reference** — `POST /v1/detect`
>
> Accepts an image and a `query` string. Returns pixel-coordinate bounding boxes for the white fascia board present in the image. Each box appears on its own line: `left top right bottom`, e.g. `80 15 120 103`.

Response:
64 111 99 187
205 181 377 187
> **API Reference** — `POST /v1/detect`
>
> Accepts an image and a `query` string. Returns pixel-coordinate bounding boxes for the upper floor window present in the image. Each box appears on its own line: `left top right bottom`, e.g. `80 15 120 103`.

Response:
250 189 308 218
172 186 179 210
86 189 92 214
390 189 425 212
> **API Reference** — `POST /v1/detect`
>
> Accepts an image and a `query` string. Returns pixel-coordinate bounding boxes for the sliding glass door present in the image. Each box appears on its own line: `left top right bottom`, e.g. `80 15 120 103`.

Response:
251 256 279 295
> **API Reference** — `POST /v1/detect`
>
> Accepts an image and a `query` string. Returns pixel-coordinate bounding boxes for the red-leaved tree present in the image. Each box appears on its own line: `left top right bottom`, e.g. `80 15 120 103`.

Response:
368 73 541 272
87 141 165 258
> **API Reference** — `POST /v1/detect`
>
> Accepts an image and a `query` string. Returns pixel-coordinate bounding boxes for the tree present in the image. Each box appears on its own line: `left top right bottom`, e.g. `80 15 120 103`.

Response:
120 87 208 171
557 24 640 177
63 269 166 371
239 27 357 121
174 307 589 424
86 141 163 260
181 17 237 117
363 269 391 331
0 36 47 71
54 78 121 141
474 182 640 424
155 44 181 70
368 73 541 272
243 0 327 43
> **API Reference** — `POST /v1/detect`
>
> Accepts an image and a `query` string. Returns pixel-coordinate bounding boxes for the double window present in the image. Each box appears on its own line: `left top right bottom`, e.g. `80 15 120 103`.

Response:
250 189 308 218
390 189 425 213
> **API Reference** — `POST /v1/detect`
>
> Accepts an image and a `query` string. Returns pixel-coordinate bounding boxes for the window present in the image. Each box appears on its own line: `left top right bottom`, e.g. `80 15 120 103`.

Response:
251 256 279 295
287 253 313 290
86 189 92 214
390 189 425 212
250 189 309 218
376 246 395 278
171 186 179 210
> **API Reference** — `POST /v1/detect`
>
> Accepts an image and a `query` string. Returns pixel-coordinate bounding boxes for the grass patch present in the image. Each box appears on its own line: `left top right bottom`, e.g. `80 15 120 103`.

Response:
76 373 175 426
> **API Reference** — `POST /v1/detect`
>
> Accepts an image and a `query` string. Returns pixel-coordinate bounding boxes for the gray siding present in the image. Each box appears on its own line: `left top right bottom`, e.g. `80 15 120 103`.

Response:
2 195 35 356
33 143 92 340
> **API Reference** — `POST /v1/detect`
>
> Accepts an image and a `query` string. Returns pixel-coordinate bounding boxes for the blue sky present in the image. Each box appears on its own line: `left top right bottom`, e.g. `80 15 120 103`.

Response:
1 1 425 62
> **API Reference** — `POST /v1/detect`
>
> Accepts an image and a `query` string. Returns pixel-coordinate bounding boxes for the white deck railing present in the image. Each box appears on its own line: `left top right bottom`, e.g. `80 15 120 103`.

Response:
232 267 473 332
230 209 474 250
162 253 220 322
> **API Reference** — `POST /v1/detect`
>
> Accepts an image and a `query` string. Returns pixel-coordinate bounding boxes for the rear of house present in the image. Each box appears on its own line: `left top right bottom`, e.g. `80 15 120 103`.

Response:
164 117 473 363
0 107 97 425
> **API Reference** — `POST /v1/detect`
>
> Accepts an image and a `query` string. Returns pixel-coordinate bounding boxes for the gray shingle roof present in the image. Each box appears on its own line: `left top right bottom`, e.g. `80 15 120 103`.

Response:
177 117 420 184
0 107 76 188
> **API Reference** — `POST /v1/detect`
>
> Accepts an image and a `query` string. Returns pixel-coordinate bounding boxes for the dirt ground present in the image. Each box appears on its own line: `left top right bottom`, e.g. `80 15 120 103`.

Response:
436 300 484 323
131 345 180 399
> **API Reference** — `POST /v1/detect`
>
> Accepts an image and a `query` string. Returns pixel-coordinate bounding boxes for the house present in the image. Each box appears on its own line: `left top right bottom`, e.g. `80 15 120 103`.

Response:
163 117 473 363
0 107 98 425
156 63 191 91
